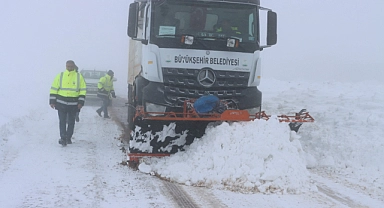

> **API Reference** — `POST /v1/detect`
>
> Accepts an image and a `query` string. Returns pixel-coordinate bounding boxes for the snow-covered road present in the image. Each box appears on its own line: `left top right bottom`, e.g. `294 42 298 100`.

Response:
0 105 173 207
1 79 383 207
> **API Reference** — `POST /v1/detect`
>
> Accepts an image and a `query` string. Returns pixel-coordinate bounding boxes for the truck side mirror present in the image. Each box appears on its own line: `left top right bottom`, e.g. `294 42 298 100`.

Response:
267 11 277 46
127 2 139 38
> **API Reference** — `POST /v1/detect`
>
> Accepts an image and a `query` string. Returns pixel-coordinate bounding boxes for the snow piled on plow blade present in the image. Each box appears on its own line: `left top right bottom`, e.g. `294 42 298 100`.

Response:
142 116 314 194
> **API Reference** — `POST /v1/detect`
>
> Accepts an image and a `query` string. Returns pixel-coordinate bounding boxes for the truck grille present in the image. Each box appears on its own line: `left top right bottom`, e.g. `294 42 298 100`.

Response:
162 67 250 106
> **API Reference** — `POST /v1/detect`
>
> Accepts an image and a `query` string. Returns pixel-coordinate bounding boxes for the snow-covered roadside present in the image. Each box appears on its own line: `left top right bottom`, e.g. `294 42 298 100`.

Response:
0 106 172 207
261 79 384 194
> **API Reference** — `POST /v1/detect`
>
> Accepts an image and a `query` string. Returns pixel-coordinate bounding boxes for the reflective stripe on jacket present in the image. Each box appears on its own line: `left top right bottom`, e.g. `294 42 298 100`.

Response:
50 70 87 107
97 74 114 97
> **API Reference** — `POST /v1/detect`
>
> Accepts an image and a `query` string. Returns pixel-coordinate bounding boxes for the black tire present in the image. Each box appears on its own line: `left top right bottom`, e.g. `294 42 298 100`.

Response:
134 76 148 106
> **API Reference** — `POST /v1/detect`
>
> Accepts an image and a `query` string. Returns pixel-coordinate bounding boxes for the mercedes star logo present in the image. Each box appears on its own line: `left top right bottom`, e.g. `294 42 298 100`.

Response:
197 68 216 88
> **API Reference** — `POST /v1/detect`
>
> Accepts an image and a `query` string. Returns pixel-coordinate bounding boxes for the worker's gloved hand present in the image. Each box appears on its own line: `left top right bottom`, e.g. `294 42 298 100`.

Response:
111 91 116 98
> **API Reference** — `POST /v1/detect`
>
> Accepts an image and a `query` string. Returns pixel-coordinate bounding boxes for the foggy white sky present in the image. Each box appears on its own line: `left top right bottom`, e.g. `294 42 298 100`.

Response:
1 0 383 98
262 0 384 82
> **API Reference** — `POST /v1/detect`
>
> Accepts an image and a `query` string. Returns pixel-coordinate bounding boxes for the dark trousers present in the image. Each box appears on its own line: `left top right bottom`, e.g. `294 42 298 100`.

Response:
97 97 110 117
58 108 77 140
66 111 80 123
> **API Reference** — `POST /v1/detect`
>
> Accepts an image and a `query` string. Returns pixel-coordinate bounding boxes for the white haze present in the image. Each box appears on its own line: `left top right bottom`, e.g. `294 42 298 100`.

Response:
1 0 382 125
1 0 383 87
1 1 384 207
261 0 384 82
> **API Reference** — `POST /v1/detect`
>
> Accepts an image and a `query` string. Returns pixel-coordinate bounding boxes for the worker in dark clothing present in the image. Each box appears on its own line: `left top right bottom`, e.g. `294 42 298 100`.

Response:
50 60 86 146
96 70 116 118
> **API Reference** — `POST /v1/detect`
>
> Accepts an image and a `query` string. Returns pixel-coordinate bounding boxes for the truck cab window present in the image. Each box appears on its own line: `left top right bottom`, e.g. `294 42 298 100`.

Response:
150 0 259 52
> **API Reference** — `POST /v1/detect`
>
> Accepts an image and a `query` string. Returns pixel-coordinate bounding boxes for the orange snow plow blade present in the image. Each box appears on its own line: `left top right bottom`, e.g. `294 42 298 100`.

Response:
134 105 314 123
127 99 314 167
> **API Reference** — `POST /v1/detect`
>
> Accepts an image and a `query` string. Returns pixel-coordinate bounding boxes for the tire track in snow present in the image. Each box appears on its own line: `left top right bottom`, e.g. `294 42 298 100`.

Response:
183 185 229 208
161 181 200 208
159 181 228 208
317 185 366 208
84 140 104 207
0 148 18 174
311 170 383 208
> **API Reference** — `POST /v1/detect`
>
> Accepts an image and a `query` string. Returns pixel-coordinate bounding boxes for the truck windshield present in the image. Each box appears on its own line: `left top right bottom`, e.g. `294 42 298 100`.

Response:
150 0 259 52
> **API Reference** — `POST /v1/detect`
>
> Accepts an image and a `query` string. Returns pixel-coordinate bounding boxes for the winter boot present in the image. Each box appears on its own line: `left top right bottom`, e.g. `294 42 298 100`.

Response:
59 138 67 146
67 138 72 144
104 115 110 119
96 109 102 117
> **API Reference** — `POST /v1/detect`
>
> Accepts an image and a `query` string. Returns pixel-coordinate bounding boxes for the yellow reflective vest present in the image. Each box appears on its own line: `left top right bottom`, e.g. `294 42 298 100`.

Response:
50 70 87 107
216 26 241 34
97 74 114 98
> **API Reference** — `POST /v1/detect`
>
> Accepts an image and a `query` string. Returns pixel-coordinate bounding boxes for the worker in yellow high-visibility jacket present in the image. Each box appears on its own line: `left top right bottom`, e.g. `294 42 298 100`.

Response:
96 70 116 118
215 19 241 35
50 60 86 146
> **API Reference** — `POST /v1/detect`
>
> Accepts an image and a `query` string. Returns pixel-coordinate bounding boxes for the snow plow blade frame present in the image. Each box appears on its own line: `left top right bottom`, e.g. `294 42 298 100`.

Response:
127 153 171 168
127 100 314 166
134 105 315 123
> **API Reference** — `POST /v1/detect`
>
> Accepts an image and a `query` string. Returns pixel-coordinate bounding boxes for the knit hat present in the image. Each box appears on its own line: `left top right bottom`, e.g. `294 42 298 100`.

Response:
66 60 75 65
107 70 114 76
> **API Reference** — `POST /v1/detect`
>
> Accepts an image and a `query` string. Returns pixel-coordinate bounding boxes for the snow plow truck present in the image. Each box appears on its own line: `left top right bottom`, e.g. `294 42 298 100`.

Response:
126 0 313 166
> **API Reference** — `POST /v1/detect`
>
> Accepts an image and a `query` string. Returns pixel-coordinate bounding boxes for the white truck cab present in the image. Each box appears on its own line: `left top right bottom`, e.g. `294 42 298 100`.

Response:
127 0 277 124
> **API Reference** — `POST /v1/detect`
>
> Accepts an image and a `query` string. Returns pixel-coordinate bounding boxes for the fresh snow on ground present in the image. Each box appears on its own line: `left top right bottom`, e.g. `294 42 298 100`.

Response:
144 119 313 194
1 0 384 207
1 78 383 207
140 79 384 198
0 106 171 207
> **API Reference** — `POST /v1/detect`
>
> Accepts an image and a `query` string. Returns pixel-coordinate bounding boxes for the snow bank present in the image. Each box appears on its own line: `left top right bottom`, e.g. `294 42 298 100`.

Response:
261 79 384 191
143 118 313 194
